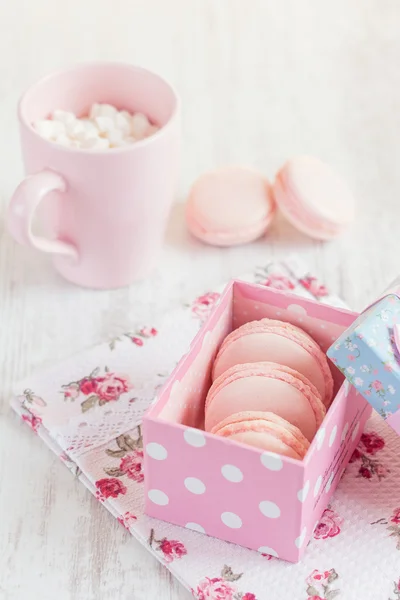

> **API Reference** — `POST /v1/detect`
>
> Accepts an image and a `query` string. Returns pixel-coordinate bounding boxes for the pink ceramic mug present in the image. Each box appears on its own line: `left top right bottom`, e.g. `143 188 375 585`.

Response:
7 63 180 289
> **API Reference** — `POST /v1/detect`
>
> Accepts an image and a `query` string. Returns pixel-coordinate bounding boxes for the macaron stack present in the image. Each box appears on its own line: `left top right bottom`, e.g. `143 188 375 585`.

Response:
204 318 334 460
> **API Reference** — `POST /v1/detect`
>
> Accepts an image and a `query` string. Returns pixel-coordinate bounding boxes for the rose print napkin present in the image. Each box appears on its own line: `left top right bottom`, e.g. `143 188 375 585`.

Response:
11 257 400 600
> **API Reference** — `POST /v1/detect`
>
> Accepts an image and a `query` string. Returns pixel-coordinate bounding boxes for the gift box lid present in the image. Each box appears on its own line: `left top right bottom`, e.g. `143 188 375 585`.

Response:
327 278 400 436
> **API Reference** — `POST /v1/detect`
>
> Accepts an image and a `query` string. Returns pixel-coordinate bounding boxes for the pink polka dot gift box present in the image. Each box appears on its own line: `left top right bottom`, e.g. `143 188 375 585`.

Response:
143 280 372 563
327 279 400 437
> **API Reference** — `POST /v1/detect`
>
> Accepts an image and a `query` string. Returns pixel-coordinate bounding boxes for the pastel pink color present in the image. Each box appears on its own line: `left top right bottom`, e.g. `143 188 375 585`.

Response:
144 279 372 562
212 317 333 406
7 62 180 289
211 410 310 459
185 166 275 246
205 362 326 441
273 155 356 240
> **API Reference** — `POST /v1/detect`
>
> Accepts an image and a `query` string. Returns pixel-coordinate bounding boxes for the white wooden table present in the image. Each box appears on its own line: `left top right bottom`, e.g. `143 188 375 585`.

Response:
1 1 400 598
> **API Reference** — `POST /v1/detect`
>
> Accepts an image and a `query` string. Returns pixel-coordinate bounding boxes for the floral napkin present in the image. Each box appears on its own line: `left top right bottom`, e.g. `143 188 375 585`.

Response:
11 257 400 600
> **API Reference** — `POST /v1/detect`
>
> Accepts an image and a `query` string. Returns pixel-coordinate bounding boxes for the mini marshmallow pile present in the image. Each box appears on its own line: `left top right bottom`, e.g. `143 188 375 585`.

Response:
34 104 160 150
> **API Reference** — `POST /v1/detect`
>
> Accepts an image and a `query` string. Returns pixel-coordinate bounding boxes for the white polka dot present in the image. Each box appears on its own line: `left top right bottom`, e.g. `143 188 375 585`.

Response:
325 472 334 493
320 324 326 329
313 475 322 497
258 546 279 557
259 500 281 519
260 452 283 471
316 427 326 450
287 304 307 316
297 480 310 503
184 428 206 447
351 421 360 441
221 464 243 483
221 512 242 529
329 425 337 447
184 477 206 495
148 489 169 506
341 422 349 441
185 522 205 534
146 442 168 460
295 527 307 548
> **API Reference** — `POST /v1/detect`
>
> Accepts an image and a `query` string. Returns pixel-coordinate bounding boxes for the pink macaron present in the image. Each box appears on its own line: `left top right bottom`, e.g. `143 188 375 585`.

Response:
185 166 276 246
212 318 333 407
272 155 356 240
205 362 326 442
211 410 310 459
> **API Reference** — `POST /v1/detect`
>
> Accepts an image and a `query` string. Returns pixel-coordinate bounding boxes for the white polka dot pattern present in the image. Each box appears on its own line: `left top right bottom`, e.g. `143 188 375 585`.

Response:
184 477 206 495
260 452 283 471
258 546 279 557
316 427 326 450
184 428 206 447
148 489 169 506
146 442 168 460
185 522 205 534
313 475 322 497
329 425 337 447
259 500 281 519
221 512 242 529
221 464 243 483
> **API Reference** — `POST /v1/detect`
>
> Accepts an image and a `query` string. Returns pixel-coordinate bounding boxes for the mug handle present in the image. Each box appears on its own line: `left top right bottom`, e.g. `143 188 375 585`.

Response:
7 169 78 260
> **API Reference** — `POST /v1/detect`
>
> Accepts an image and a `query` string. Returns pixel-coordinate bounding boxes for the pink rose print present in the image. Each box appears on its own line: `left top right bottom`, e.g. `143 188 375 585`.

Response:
191 292 221 321
349 431 388 481
80 378 98 395
95 373 131 402
117 511 137 530
19 388 47 407
360 432 385 455
373 508 400 551
193 578 236 600
158 538 187 562
95 477 127 499
372 380 383 391
299 275 328 297
313 508 342 540
389 577 400 600
191 565 255 600
62 367 132 412
138 326 158 337
305 569 339 599
119 450 144 483
149 529 187 563
21 413 42 433
63 382 80 400
391 508 400 524
103 427 144 485
109 325 158 349
263 273 295 291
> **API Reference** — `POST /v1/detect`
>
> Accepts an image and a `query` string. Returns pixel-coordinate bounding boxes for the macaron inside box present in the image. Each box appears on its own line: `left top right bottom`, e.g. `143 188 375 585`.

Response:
143 281 371 562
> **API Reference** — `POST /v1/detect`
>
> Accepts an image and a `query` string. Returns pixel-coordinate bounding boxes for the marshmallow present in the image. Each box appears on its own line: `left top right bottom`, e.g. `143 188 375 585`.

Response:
52 109 76 125
90 103 118 119
34 104 159 150
94 116 115 135
131 113 150 138
35 119 65 140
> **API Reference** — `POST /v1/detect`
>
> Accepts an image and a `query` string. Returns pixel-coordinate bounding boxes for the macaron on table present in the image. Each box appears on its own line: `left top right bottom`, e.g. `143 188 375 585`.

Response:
143 280 371 562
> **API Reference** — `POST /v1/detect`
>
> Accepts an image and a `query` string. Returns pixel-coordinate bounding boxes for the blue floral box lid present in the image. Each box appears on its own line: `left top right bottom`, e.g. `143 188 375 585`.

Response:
327 293 400 436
